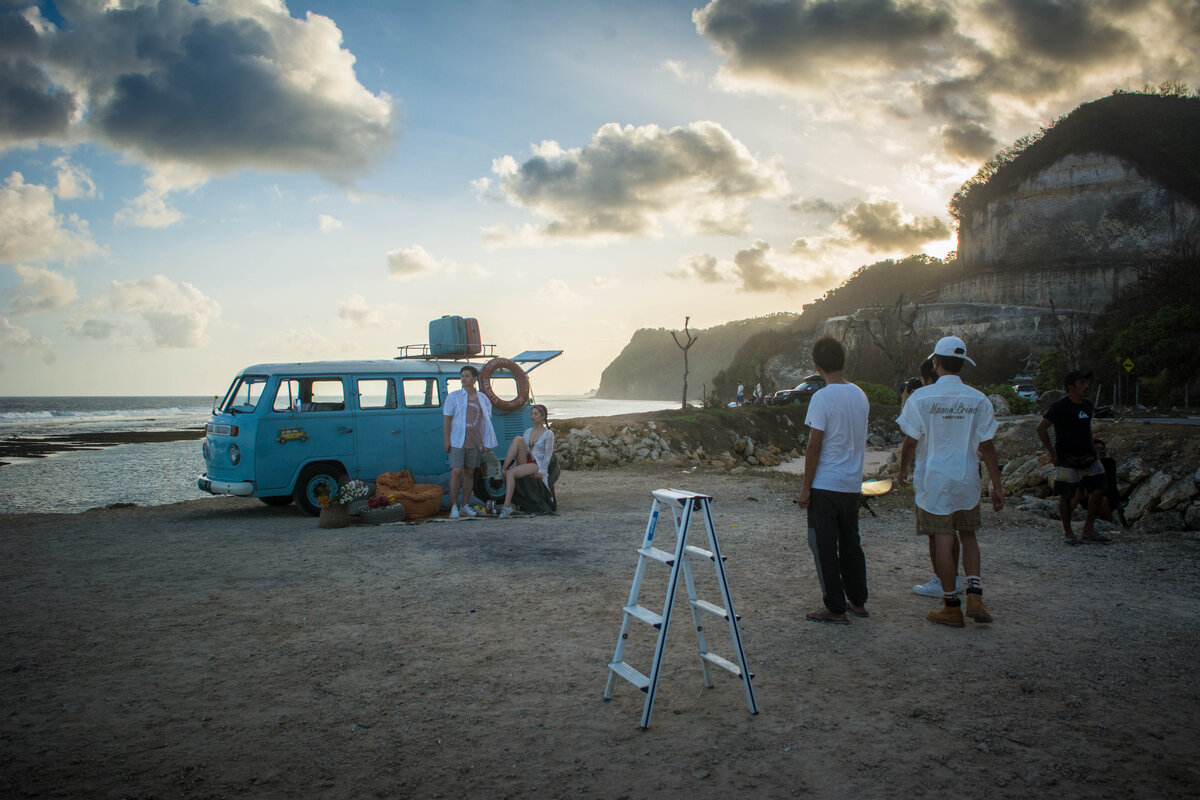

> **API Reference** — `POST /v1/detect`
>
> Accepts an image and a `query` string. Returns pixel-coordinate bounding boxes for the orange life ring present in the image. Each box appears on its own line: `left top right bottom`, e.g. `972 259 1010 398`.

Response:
479 357 530 413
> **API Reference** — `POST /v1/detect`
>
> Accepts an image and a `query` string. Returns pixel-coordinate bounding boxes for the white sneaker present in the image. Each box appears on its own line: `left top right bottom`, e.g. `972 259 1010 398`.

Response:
498 505 514 518
913 575 942 597
913 575 965 597
449 505 461 519
461 504 478 517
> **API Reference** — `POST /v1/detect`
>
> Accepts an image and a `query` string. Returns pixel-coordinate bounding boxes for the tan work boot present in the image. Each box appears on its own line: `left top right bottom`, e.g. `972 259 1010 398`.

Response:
927 602 964 627
965 593 993 623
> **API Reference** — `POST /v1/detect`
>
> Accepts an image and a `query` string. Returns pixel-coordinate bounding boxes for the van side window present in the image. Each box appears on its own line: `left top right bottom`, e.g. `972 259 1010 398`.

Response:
272 378 346 412
402 378 441 408
358 378 397 410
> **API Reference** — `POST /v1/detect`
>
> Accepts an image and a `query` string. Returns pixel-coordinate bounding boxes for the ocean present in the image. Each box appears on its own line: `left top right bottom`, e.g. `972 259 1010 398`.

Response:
0 395 677 515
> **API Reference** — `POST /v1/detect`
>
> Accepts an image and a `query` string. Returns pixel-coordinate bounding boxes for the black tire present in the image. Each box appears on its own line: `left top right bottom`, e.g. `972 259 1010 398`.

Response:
259 495 294 507
293 462 343 516
474 469 507 504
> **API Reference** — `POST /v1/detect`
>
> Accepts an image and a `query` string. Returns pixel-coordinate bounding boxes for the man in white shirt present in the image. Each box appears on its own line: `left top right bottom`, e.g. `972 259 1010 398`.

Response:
796 337 871 624
442 365 497 519
896 336 1005 627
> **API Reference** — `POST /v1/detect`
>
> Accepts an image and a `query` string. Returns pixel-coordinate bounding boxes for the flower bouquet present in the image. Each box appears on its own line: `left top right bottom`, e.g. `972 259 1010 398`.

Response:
316 477 372 527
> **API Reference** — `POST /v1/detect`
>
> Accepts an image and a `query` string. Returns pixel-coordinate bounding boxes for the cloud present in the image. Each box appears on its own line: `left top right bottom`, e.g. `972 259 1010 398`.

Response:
71 274 220 348
318 214 343 233
670 241 822 294
386 245 443 278
660 59 703 82
0 314 50 352
0 172 100 264
52 157 97 200
482 121 788 242
695 0 959 87
1 0 395 182
113 162 209 227
834 198 951 252
8 264 77 314
694 0 1199 160
337 294 401 329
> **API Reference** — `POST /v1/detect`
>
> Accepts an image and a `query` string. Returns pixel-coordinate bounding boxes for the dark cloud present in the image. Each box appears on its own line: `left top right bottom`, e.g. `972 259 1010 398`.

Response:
733 240 808 293
673 253 726 283
836 199 950 251
487 121 787 241
940 120 1000 159
1 0 394 181
984 0 1141 65
0 14 76 142
694 0 959 84
790 197 846 215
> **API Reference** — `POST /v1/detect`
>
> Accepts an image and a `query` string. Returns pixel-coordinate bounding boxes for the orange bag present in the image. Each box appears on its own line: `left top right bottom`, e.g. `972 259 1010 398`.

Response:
375 471 444 520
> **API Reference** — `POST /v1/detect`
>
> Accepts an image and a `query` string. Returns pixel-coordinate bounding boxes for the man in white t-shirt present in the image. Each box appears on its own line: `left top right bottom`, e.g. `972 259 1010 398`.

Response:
796 337 871 624
896 336 1005 627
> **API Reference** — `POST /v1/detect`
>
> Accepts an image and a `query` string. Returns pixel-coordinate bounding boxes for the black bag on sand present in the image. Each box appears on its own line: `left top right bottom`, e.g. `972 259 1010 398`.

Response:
513 455 560 514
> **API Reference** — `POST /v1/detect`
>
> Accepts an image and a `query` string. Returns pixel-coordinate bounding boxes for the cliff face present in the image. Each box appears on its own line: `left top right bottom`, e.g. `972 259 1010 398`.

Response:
958 152 1200 270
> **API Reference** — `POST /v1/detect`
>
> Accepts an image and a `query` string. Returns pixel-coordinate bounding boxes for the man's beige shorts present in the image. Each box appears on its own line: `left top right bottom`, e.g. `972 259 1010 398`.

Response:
915 503 981 535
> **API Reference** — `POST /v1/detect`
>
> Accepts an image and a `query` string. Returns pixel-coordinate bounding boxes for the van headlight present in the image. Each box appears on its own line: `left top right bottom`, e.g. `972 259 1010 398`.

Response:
229 444 241 466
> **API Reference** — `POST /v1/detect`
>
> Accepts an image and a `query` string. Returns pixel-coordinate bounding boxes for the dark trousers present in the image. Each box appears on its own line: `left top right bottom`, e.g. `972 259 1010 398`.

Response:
807 488 868 614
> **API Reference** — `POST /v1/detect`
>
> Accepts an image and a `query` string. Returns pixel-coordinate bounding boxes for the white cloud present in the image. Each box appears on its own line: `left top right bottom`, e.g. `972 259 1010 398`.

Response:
337 294 401 329
8 264 77 315
482 121 788 242
71 275 221 348
0 315 50 352
113 163 209 228
0 172 100 264
318 214 344 233
660 59 703 83
387 245 444 278
52 157 98 200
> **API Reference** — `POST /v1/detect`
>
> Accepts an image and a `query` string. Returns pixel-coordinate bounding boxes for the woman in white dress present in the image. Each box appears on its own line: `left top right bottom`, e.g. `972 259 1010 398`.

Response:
498 404 554 517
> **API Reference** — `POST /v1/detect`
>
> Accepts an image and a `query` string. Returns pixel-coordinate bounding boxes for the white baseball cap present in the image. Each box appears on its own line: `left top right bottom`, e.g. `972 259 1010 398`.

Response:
927 335 976 366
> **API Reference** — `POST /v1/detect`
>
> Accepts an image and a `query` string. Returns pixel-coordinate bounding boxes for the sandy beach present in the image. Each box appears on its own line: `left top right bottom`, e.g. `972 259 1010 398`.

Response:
2 462 1198 799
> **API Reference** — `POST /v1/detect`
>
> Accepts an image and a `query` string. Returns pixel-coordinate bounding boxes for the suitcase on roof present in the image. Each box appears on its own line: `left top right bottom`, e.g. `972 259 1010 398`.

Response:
464 317 482 356
429 315 467 356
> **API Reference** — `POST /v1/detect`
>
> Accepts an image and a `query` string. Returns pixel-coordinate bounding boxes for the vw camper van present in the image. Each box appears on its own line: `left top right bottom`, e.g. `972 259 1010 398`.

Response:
198 350 560 514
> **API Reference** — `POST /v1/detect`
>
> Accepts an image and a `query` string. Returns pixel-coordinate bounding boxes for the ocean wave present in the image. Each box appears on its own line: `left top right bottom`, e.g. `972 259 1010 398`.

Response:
0 406 208 423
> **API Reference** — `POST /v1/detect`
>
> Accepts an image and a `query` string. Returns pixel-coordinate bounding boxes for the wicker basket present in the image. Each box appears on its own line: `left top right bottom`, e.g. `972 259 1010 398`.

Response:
359 503 408 525
318 503 351 529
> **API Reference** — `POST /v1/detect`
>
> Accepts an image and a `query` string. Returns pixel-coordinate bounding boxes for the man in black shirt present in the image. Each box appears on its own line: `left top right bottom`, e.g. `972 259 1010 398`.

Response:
1036 370 1112 544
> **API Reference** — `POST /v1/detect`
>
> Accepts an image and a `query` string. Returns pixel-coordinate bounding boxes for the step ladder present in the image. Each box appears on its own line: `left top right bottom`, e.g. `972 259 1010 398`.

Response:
603 489 758 729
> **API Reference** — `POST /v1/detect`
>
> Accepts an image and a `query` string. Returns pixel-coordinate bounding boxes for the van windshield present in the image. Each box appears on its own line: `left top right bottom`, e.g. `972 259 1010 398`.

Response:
222 375 269 414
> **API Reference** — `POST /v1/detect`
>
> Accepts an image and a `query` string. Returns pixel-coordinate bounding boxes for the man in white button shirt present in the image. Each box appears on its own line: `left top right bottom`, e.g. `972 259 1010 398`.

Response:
896 336 1005 627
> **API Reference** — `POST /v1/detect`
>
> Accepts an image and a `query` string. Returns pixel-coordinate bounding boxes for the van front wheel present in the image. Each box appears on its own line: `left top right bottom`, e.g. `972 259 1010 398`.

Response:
294 463 342 516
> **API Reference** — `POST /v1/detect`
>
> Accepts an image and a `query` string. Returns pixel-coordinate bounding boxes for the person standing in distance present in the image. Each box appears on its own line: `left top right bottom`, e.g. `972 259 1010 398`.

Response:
797 337 871 624
442 365 496 519
1037 370 1111 544
896 336 1005 627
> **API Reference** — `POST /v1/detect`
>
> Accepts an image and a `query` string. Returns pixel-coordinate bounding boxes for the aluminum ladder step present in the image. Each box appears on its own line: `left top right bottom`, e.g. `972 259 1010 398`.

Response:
608 661 649 692
691 599 736 620
700 651 752 679
637 545 674 565
623 603 663 628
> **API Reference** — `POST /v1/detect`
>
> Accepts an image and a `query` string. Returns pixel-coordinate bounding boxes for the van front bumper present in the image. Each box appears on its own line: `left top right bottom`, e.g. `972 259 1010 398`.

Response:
198 473 255 496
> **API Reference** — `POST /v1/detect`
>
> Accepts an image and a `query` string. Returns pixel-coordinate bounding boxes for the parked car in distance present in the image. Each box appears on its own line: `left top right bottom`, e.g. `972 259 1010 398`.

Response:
1013 384 1039 401
770 375 826 405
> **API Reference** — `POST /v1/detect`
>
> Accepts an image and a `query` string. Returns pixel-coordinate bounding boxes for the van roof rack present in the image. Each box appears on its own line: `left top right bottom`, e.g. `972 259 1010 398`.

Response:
392 347 563 373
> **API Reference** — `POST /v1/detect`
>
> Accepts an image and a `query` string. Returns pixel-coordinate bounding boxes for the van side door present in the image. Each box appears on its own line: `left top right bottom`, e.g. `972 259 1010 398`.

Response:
352 376 405 480
256 376 355 493
400 376 447 477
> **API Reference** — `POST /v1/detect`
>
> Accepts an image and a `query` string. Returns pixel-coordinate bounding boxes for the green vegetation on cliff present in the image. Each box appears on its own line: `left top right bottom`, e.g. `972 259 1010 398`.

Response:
595 314 798 401
949 91 1200 227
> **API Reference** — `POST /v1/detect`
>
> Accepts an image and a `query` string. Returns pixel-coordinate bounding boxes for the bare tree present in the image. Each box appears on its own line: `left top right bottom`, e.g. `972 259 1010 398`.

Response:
850 296 922 390
671 317 699 409
1047 298 1094 372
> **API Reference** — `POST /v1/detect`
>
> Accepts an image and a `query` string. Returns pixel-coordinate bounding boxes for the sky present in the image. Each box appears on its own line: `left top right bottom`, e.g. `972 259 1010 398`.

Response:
1 0 1197 397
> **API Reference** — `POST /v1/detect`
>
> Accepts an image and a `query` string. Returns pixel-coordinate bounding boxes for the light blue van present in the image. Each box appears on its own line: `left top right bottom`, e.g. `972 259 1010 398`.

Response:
197 350 560 514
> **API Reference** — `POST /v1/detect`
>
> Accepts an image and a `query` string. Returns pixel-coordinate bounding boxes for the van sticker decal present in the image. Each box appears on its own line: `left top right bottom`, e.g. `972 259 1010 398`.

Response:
276 427 309 444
